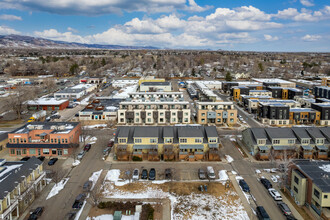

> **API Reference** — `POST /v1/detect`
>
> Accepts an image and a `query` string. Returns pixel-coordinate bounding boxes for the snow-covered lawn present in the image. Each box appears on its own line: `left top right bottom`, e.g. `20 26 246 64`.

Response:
89 170 103 190
219 170 229 182
87 214 138 220
226 155 234 163
46 178 69 200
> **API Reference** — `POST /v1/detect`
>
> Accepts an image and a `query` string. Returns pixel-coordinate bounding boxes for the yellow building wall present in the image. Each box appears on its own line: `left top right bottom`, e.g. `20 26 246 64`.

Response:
134 137 158 145
282 89 288 99
233 88 240 101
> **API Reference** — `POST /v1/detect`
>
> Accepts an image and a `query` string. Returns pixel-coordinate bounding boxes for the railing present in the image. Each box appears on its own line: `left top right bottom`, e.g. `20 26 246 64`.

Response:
311 203 321 216
318 152 328 155
0 198 18 219
303 152 313 155
19 171 45 200
179 152 188 155
132 152 142 155
259 152 269 156
194 152 204 155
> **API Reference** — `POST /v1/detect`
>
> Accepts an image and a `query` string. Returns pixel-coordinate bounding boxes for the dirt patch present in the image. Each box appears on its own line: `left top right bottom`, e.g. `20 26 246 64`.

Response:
281 189 312 220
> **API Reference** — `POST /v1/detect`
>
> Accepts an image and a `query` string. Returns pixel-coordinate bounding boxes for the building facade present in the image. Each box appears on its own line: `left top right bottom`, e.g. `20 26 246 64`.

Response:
114 126 220 162
139 82 172 92
27 98 69 111
7 122 81 157
79 98 121 121
196 102 237 125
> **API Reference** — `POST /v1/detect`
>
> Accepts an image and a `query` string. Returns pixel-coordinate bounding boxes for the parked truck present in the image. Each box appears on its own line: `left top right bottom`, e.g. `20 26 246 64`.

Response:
28 110 46 122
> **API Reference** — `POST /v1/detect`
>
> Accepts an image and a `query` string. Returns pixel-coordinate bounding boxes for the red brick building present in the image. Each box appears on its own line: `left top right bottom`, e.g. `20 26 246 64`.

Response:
27 98 69 111
7 122 81 157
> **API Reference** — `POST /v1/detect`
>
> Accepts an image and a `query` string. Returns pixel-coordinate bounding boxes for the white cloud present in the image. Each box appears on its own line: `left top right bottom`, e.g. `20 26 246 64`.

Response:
0 14 22 21
67 27 78 33
301 34 321 41
0 26 20 35
0 0 210 15
34 29 88 43
275 6 330 21
300 0 314 7
264 34 279 41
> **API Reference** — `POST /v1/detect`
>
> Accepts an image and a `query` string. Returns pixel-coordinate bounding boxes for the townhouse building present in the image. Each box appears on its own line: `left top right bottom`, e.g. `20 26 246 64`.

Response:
311 103 330 125
117 101 191 125
114 125 220 162
6 122 81 157
252 78 296 88
0 157 46 220
314 86 330 99
242 127 330 161
196 102 237 125
288 160 330 219
139 82 172 92
258 103 290 126
289 108 320 125
79 98 121 121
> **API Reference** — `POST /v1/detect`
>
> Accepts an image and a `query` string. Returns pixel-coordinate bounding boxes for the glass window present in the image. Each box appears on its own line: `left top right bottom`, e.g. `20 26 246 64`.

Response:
165 138 172 143
43 149 50 154
195 139 202 143
150 138 157 143
64 149 68 155
314 189 320 199
10 149 15 154
119 139 126 143
29 149 36 155
294 176 299 184
22 149 27 154
135 139 142 143
180 138 187 143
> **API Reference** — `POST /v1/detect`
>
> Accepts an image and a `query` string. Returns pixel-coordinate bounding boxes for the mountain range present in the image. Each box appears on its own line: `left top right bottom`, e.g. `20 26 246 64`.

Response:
0 35 158 50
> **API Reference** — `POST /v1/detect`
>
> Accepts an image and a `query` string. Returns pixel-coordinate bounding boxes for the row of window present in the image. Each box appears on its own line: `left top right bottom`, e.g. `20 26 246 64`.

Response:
9 137 69 144
121 105 188 109
120 118 189 123
10 148 68 155
201 118 235 123
201 113 235 117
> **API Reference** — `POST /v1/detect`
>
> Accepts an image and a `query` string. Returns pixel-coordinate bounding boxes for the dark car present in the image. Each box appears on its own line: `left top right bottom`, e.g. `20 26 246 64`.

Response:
83 181 93 192
165 168 172 180
256 206 270 220
21 156 30 161
37 156 45 162
75 113 79 117
141 169 148 179
28 207 44 220
286 215 297 220
51 111 57 115
278 202 292 216
260 178 273 189
84 144 91 152
51 114 61 119
65 211 77 220
149 168 156 180
48 158 58 166
108 140 114 148
239 179 250 193
72 193 86 209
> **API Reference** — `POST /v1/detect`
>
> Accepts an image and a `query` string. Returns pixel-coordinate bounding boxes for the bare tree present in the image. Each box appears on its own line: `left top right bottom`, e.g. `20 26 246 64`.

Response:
69 143 80 161
79 121 90 146
88 182 103 207
51 167 65 185
43 78 57 92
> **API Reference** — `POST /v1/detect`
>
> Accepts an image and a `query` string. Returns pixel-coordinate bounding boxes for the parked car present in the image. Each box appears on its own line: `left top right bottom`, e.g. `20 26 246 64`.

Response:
207 166 216 180
72 193 86 209
132 169 139 180
51 111 57 115
28 207 44 220
65 211 77 220
75 113 79 117
279 164 287 172
198 168 206 180
21 156 30 161
37 156 45 162
260 178 273 189
108 140 114 148
268 188 282 201
48 158 58 166
77 150 85 160
84 144 91 152
141 169 148 179
149 168 156 180
103 147 111 156
83 181 93 192
239 179 250 193
286 215 297 220
165 168 172 180
256 206 270 220
50 114 61 119
278 202 292 216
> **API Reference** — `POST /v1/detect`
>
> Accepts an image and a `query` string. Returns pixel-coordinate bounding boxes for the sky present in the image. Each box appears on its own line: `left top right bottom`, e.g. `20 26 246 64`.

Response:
0 0 329 51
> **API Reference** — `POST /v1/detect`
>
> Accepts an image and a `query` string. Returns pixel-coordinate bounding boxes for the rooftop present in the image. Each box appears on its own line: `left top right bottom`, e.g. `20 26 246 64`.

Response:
253 78 293 84
12 122 79 134
141 82 171 86
27 97 68 105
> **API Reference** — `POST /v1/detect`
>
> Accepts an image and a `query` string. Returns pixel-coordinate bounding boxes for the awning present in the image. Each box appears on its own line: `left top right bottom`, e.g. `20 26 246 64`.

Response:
273 146 296 151
301 145 313 150
39 132 47 136
258 146 269 151
179 144 204 150
209 144 219 149
133 145 158 150
316 145 328 150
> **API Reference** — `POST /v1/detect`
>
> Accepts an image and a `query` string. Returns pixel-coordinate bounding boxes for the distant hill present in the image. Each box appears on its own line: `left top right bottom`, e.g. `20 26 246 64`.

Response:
0 35 158 50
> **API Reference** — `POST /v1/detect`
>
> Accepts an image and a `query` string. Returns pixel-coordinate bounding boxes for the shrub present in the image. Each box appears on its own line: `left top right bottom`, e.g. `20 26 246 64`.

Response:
132 156 142 161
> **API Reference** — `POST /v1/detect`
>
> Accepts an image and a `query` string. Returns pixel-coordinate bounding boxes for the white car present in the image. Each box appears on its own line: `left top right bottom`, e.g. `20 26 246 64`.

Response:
77 150 85 160
268 188 282 201
207 166 216 180
132 169 139 180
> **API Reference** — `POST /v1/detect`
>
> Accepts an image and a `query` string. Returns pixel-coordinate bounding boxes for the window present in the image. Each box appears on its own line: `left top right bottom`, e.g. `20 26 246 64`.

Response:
302 139 309 144
160 112 164 116
184 118 188 122
135 139 142 143
314 188 320 199
258 140 266 145
29 149 36 155
52 149 57 154
65 139 68 143
62 139 65 143
201 119 205 123
43 149 50 154
217 113 221 116
120 113 124 116
135 118 139 123
147 118 151 122
150 138 157 143
209 138 217 143
294 186 298 193
180 138 187 143
217 119 221 122
230 113 234 116
10 149 15 154
172 118 176 122
22 149 27 154
9 138 12 143
294 176 299 184
165 138 172 143
119 138 126 143
288 139 295 144
136 112 139 116
147 112 151 116
172 112 176 116
324 195 328 199
195 138 202 143
273 139 280 144
184 112 189 116
230 119 234 122
201 113 205 116
64 149 68 155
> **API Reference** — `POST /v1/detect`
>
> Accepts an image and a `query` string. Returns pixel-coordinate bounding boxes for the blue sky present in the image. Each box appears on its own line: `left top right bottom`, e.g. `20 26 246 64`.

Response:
0 0 329 51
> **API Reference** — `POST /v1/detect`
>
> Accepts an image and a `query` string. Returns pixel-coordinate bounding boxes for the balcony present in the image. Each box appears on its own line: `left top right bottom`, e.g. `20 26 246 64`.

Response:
0 198 18 220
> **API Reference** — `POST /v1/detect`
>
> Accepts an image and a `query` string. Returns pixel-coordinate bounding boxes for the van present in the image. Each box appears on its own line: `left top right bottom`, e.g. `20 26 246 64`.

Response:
207 166 215 179
256 206 270 220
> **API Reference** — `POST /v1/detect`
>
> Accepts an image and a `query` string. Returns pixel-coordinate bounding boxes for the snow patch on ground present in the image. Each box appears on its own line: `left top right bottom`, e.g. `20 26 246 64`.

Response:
87 214 138 220
89 170 103 190
72 160 80 167
83 124 108 129
46 178 69 200
319 164 330 172
219 170 229 182
226 155 234 163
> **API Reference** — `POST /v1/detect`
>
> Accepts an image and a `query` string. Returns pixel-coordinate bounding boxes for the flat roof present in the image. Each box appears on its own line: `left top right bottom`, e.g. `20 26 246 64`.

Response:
141 82 171 86
27 97 68 105
253 78 293 84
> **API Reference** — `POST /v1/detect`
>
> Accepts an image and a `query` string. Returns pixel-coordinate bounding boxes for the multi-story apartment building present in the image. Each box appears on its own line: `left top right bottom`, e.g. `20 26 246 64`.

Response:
311 103 330 125
196 102 237 125
117 101 191 125
139 82 172 92
258 103 290 126
79 98 121 121
288 160 330 219
314 86 330 99
321 77 330 86
7 122 81 157
114 125 220 162
289 108 320 125
242 127 330 161
0 157 46 220
249 90 272 97
295 96 316 108
127 92 184 102
252 78 296 88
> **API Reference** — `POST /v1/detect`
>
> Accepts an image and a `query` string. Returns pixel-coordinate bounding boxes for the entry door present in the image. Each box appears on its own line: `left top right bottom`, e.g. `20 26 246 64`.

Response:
58 150 62 156
38 149 41 156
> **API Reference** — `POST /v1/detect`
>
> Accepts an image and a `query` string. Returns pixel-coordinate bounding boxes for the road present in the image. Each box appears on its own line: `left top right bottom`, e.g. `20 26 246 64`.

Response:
221 137 286 220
